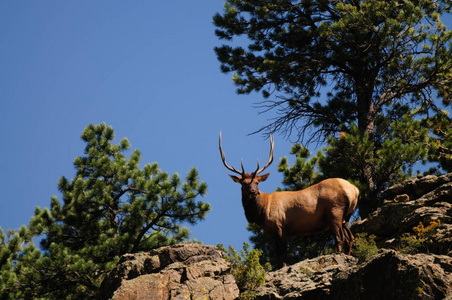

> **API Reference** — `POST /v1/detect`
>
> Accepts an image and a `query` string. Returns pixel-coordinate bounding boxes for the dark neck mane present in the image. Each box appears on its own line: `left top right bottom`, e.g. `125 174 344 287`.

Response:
241 194 265 225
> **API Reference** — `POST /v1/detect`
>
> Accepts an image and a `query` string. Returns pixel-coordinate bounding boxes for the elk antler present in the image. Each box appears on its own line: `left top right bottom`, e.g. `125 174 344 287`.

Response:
219 132 274 176
256 134 274 175
219 132 244 175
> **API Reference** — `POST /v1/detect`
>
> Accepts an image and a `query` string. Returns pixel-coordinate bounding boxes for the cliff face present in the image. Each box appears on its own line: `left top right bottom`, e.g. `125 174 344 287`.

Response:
99 174 452 300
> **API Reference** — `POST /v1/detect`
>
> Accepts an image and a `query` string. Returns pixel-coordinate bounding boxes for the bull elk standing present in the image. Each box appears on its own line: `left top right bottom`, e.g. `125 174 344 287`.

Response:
219 132 359 267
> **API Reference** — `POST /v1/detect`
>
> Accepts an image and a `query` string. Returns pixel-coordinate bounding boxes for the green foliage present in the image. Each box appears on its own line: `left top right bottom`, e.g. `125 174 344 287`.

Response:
352 233 379 263
0 226 38 300
1 123 210 299
319 118 436 214
399 220 441 254
217 243 270 300
424 113 452 173
214 0 452 120
277 143 323 190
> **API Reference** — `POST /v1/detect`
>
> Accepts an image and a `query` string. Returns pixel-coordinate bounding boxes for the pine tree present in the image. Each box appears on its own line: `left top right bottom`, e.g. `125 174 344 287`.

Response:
1 123 210 299
424 113 452 173
0 225 38 300
214 0 452 213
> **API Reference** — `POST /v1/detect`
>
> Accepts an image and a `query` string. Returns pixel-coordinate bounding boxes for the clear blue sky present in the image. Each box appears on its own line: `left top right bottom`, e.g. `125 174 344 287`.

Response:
0 1 296 251
1 1 451 252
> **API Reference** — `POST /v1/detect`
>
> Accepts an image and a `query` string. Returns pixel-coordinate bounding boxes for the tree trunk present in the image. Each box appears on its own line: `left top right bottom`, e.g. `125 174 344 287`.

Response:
356 79 377 215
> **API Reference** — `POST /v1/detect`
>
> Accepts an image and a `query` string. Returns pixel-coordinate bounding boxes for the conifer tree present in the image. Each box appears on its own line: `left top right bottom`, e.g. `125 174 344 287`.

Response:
0 123 210 299
0 225 38 300
214 0 452 213
425 114 452 173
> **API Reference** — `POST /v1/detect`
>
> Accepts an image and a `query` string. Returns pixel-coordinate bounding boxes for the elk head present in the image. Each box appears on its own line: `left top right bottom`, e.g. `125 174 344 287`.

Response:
219 132 274 198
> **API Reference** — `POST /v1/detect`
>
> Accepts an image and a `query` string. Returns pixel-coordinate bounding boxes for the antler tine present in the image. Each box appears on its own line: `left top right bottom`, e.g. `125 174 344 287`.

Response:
241 158 246 175
219 132 244 175
256 134 274 175
250 159 260 182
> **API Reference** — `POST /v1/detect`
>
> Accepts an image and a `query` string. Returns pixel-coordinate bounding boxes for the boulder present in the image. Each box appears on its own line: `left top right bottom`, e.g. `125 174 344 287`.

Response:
256 253 358 299
97 243 239 300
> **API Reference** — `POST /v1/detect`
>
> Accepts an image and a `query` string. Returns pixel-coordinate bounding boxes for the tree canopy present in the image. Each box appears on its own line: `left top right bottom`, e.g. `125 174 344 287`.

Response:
0 123 210 299
214 0 452 212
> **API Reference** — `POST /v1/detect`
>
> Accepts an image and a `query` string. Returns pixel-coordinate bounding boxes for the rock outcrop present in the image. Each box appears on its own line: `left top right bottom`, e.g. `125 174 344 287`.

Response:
99 174 452 299
97 243 239 300
256 253 358 299
331 250 452 300
353 173 452 255
256 250 452 300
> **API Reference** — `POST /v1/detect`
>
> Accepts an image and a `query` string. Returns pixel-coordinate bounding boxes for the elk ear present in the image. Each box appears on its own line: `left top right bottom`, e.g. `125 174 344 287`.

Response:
229 175 242 183
257 173 270 182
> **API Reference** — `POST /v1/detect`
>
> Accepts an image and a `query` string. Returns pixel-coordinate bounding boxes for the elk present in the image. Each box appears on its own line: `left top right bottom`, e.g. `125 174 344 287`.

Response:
219 132 359 267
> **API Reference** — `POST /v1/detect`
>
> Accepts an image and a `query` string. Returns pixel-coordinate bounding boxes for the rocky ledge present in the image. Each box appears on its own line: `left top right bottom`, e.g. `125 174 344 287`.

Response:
99 174 452 299
99 244 452 300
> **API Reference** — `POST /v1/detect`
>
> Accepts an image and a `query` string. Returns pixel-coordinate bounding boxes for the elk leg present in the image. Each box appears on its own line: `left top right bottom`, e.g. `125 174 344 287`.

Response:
332 225 344 253
326 210 345 253
342 221 354 255
342 224 351 242
341 224 350 246
275 236 287 268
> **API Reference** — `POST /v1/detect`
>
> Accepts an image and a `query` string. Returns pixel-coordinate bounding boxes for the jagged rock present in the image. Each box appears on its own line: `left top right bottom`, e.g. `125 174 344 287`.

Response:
386 174 451 210
97 243 239 300
353 174 452 255
331 250 452 300
256 254 358 299
381 173 452 201
255 251 452 299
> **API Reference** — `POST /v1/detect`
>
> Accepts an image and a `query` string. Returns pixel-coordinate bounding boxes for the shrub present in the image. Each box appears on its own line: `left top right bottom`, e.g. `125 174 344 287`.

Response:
399 220 441 254
217 242 271 300
352 233 379 263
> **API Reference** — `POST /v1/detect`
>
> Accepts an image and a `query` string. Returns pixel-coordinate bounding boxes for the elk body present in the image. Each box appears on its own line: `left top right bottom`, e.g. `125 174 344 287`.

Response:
219 133 359 267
